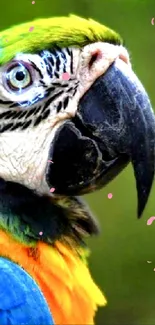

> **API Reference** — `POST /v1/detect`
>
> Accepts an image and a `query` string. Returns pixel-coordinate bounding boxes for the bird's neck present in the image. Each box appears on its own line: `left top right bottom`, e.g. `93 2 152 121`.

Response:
0 177 100 247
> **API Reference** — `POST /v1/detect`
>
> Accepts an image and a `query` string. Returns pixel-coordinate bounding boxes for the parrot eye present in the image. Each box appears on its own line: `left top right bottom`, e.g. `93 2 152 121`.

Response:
3 61 34 93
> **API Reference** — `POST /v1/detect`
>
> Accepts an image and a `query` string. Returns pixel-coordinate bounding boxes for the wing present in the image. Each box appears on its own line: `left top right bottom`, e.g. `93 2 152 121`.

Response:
0 257 54 325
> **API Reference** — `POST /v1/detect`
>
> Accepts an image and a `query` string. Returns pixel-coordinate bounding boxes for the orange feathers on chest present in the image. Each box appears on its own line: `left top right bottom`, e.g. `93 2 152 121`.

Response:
0 230 106 324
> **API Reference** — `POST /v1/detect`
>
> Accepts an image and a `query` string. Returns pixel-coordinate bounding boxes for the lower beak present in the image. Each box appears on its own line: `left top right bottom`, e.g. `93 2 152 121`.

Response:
46 59 155 218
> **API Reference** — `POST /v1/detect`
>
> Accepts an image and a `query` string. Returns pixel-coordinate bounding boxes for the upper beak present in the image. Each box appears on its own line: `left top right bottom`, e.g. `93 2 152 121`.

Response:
46 58 155 218
77 59 155 217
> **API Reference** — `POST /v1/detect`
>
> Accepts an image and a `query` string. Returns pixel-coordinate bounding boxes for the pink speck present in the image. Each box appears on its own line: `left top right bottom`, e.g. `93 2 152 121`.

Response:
108 193 113 199
39 231 43 236
147 216 155 226
50 187 55 193
5 39 8 42
32 1 35 4
29 26 34 32
62 72 70 81
47 160 54 163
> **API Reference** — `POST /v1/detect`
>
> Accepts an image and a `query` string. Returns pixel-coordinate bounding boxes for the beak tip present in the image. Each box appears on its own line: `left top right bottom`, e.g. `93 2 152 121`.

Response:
137 180 154 219
137 208 143 219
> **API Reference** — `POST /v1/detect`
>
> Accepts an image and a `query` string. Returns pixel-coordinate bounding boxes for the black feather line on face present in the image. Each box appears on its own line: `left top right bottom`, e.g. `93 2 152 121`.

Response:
57 102 62 113
28 60 44 79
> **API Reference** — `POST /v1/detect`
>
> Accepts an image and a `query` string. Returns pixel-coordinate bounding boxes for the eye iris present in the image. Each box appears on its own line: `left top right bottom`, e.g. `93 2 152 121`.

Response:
6 64 32 90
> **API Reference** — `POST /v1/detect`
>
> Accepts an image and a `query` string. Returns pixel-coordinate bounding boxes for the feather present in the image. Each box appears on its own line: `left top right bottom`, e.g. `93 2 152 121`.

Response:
0 229 107 325
0 15 122 65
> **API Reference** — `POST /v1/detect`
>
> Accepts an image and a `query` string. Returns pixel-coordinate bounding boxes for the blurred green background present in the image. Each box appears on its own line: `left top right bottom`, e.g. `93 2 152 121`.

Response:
1 0 155 324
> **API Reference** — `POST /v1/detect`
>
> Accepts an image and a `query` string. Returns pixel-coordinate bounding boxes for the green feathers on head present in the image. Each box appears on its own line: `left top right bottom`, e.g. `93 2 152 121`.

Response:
0 14 123 65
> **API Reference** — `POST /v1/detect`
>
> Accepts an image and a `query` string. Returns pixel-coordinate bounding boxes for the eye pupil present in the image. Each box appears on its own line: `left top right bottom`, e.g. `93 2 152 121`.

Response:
16 70 25 81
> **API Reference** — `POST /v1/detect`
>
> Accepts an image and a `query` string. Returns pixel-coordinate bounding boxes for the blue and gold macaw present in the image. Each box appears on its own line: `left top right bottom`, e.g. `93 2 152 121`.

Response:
0 14 154 325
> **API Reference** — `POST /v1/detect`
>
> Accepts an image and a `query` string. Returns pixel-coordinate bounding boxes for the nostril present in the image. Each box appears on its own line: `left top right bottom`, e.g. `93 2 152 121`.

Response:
88 50 102 69
88 48 130 70
89 53 98 69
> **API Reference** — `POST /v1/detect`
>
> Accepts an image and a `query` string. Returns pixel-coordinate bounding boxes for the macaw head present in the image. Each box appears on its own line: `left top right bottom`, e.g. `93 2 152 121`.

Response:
0 14 154 223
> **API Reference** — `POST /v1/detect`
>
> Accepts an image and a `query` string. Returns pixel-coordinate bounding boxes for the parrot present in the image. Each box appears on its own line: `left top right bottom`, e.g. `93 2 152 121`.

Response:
0 14 154 325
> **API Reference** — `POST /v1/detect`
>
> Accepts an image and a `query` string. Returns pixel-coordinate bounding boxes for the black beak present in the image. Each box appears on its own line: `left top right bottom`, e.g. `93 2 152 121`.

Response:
46 59 155 218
